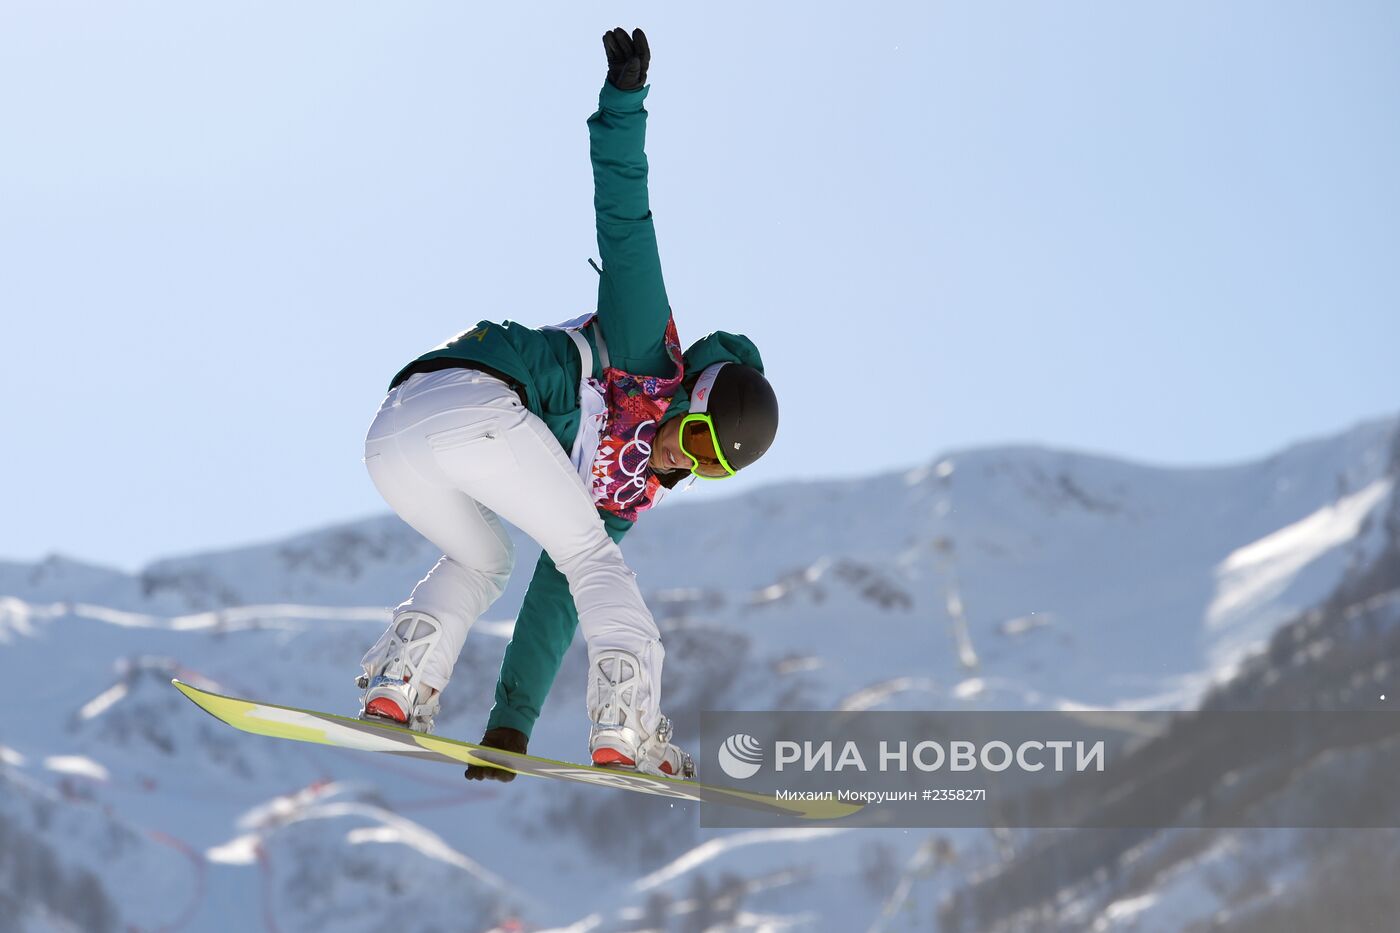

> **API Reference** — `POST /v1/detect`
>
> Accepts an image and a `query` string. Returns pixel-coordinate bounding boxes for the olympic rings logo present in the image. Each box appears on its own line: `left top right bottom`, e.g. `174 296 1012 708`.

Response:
612 419 656 506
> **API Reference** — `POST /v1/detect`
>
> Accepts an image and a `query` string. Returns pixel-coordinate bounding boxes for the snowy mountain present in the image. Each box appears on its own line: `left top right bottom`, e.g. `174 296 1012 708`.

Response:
1 413 1396 932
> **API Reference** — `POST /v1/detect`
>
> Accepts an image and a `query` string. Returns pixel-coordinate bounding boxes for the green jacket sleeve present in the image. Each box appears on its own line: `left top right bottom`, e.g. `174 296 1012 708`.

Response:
486 510 632 738
588 82 674 377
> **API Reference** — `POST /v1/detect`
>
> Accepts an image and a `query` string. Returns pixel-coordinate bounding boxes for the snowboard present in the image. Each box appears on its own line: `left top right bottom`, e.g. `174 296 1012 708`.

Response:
171 679 861 820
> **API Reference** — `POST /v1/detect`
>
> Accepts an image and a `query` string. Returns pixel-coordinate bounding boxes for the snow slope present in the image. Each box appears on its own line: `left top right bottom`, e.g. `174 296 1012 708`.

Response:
0 413 1394 931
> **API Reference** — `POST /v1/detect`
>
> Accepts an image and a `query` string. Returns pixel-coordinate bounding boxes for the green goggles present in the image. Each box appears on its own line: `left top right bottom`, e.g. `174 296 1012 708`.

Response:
678 412 737 479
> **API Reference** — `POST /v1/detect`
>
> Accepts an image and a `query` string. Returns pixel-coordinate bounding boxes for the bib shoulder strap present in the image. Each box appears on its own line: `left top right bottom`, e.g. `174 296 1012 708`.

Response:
564 328 593 381
591 321 611 371
547 314 609 378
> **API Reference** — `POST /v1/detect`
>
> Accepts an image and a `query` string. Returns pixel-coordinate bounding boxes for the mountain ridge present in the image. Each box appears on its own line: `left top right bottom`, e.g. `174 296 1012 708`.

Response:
8 411 1394 580
2 410 1397 931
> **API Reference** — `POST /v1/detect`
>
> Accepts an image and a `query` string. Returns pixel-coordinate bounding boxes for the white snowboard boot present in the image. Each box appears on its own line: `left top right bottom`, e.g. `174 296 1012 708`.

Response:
357 611 443 734
587 648 695 779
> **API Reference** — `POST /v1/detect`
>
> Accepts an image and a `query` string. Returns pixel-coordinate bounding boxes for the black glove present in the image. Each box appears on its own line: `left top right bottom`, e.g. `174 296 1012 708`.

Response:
602 26 650 90
463 726 528 783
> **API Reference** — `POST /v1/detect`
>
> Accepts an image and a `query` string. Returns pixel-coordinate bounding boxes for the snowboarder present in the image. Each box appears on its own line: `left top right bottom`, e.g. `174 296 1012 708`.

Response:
356 27 778 780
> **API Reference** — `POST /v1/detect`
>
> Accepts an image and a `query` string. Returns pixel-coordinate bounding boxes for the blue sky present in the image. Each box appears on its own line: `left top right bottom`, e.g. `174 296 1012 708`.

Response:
2 1 1397 569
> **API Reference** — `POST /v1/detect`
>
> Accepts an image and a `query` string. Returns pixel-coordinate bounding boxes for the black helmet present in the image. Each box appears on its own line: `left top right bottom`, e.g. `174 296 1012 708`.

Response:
689 363 779 471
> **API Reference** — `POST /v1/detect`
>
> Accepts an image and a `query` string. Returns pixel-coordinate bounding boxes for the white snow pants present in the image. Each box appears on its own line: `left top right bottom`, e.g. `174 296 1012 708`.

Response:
360 368 664 733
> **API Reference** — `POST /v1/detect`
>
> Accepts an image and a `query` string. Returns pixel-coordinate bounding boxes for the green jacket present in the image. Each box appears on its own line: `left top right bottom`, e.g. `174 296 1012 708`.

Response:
389 81 763 738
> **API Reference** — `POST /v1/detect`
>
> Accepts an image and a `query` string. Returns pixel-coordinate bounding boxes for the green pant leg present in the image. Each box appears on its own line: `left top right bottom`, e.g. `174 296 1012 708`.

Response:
486 514 631 739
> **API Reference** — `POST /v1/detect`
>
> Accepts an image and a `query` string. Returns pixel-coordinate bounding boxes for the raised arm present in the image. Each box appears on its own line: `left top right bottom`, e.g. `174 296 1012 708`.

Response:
588 27 674 376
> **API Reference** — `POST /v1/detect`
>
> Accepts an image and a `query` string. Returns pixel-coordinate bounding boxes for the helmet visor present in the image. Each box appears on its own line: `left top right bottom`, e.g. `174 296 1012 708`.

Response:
679 413 737 479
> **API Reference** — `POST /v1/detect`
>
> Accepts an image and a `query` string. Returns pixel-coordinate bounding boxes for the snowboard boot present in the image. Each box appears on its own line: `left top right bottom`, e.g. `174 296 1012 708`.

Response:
357 611 443 734
463 726 529 783
587 648 695 779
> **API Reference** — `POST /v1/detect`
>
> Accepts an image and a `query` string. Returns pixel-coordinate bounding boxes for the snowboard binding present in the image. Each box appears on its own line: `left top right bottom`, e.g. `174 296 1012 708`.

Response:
587 648 695 779
357 611 443 734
